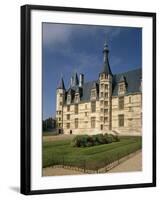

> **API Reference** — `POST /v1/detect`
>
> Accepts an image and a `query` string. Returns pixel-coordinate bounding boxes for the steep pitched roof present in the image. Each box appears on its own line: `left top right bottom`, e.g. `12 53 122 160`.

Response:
57 77 65 90
65 68 141 104
112 68 142 96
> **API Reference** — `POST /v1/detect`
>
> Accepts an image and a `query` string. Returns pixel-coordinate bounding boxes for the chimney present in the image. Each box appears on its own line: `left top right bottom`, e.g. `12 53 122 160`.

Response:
79 74 84 87
70 76 73 87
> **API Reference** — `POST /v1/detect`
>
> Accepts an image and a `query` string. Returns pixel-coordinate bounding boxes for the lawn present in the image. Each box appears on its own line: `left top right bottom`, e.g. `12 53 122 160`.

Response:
42 135 142 170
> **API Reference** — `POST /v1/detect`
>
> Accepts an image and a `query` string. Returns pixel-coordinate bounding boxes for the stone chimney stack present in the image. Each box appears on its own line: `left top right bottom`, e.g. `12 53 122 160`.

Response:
79 74 84 87
70 76 73 87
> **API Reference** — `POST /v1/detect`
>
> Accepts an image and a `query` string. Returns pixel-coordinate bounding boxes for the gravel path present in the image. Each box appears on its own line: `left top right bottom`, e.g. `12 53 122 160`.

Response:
108 151 142 173
43 167 84 176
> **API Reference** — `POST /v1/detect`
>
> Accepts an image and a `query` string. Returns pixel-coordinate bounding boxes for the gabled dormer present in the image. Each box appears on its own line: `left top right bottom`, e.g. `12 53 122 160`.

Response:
74 87 82 103
67 88 73 104
118 75 127 95
90 82 98 101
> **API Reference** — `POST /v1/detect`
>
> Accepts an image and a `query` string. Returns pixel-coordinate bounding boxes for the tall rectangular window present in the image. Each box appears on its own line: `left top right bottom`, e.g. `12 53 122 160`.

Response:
75 104 78 114
104 109 108 114
91 101 96 112
119 96 124 110
91 117 96 128
104 117 108 123
91 90 96 98
104 101 108 106
67 105 70 111
75 118 78 129
105 84 108 90
105 92 108 98
119 114 124 127
66 123 70 129
67 114 70 120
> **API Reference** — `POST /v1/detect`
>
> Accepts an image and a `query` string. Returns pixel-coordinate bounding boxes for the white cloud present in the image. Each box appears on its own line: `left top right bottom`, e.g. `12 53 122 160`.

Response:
43 23 73 46
43 23 123 47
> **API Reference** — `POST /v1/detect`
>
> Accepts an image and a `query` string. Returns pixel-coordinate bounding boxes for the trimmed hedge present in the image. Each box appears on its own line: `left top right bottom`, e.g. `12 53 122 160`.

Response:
72 133 120 147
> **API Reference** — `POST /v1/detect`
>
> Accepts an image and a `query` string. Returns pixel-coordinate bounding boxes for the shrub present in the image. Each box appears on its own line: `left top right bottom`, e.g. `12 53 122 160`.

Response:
72 133 120 147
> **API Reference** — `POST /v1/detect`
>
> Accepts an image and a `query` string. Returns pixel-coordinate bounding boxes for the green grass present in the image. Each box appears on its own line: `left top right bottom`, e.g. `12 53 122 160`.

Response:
43 136 142 170
43 131 58 136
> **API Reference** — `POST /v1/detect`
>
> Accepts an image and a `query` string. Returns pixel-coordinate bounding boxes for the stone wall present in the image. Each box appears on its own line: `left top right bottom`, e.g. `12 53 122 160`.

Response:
59 93 142 136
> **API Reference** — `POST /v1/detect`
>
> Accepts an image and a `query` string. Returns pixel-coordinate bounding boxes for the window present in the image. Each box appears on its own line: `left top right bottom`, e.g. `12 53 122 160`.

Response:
100 100 103 106
105 84 108 90
91 101 96 112
60 102 62 106
60 94 63 97
85 104 87 109
67 105 70 111
85 112 87 117
119 84 124 92
75 94 79 103
119 96 124 110
59 111 61 114
129 96 131 103
67 123 70 129
67 114 70 120
75 118 78 129
101 92 103 98
129 107 132 112
75 104 78 114
91 117 96 128
58 123 62 128
104 109 108 114
119 114 124 127
101 108 103 113
67 95 71 104
101 84 104 89
105 92 108 98
100 125 103 130
59 117 61 121
91 90 96 98
104 101 108 106
100 117 103 121
104 117 108 123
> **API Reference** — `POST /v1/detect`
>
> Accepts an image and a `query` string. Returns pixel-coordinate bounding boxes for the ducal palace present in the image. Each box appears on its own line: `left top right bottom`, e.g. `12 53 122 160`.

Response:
56 42 142 135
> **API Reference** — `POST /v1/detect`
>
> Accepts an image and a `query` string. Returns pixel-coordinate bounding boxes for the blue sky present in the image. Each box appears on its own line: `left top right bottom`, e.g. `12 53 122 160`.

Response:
42 23 142 120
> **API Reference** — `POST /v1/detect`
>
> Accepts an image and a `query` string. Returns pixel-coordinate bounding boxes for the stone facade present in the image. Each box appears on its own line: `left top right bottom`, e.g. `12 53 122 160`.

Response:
56 42 142 136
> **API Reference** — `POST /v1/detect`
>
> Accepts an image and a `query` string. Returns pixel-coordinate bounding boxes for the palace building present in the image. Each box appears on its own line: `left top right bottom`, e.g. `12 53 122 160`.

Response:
56 42 142 135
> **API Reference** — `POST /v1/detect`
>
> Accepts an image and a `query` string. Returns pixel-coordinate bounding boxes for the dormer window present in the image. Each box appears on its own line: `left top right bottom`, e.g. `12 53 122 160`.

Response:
91 89 96 100
118 75 127 95
75 94 80 103
67 95 71 104
118 83 126 95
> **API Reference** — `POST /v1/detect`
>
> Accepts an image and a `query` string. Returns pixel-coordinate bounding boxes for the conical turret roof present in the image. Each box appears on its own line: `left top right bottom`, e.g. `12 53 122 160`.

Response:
101 41 112 75
57 77 65 90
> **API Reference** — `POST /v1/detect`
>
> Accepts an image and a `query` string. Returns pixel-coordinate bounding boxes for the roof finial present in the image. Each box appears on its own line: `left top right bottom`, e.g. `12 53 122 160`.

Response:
100 38 112 76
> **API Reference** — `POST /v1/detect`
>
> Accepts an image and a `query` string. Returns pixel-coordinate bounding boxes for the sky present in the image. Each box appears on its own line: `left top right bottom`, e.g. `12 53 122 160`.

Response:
42 23 142 120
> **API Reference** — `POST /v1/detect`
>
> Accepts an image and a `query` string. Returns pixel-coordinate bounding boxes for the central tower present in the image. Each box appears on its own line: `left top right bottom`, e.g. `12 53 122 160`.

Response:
99 41 113 132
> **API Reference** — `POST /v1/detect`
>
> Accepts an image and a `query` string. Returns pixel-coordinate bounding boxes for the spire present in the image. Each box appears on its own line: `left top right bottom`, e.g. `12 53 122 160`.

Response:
57 77 65 90
101 40 112 75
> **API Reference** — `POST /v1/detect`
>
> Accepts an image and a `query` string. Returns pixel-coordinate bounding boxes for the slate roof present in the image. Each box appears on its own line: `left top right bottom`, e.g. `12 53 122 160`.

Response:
112 68 142 96
64 68 141 104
